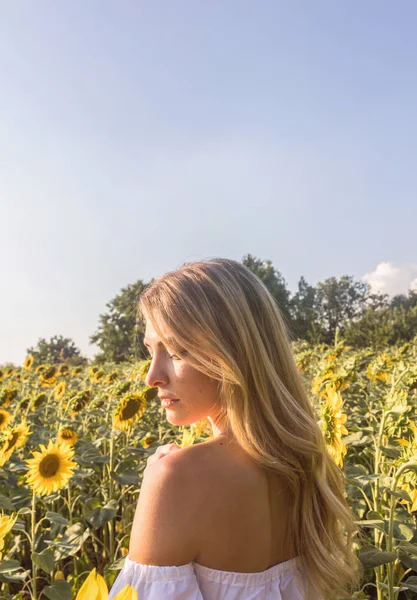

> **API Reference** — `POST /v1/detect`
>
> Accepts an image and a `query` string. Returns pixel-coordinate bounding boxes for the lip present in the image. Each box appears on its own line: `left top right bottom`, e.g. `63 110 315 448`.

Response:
161 398 180 408
159 396 180 401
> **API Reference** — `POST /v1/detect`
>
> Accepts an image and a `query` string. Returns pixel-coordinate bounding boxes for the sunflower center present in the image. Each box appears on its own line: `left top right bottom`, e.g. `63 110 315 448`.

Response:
39 454 60 477
322 406 336 444
0 414 5 425
121 399 140 420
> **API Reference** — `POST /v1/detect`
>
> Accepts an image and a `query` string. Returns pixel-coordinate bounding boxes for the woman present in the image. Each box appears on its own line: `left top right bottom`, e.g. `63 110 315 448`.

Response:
109 258 363 600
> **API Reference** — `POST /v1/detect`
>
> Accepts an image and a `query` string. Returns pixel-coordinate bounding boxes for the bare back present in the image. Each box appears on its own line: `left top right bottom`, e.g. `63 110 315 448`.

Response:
187 436 297 573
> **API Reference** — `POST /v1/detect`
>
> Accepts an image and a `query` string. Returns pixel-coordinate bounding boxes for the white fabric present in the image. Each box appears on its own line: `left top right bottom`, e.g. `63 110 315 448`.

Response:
108 554 320 599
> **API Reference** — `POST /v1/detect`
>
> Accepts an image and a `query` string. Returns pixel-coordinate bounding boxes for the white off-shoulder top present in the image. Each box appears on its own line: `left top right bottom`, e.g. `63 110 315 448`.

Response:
108 554 320 599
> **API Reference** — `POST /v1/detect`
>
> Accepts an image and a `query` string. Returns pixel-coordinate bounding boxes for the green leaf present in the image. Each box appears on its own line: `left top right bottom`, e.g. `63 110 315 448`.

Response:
380 445 401 459
398 548 417 572
108 556 127 570
17 506 31 515
403 576 417 593
386 488 411 502
0 495 15 511
43 580 72 600
358 546 397 567
355 520 385 533
395 521 415 541
0 560 21 574
82 497 101 519
85 499 119 529
398 542 417 556
31 548 55 574
49 523 90 560
354 474 381 488
111 471 139 485
45 511 70 526
366 510 383 520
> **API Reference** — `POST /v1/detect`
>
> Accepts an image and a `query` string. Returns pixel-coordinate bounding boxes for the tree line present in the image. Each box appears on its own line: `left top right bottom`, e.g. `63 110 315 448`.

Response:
18 254 417 367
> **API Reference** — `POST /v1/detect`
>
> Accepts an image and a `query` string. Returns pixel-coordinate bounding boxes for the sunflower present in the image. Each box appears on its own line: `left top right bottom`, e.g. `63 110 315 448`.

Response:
319 385 349 468
35 365 46 374
192 419 210 437
44 366 57 379
57 428 78 446
67 390 91 413
312 371 336 396
24 355 34 370
113 394 147 431
0 421 31 466
0 388 18 408
90 395 106 410
143 386 158 401
0 512 18 560
142 435 158 448
39 365 58 388
40 375 57 388
137 359 151 381
18 396 31 411
115 381 132 396
25 440 76 496
398 482 417 513
71 367 83 377
91 370 105 383
394 419 417 512
75 567 138 600
10 373 21 385
179 427 195 448
54 381 66 401
105 372 119 384
58 365 69 376
0 410 13 432
32 392 47 410
366 353 392 384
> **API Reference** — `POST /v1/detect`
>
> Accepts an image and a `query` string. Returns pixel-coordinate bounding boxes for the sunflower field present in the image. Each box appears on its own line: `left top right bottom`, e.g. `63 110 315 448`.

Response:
0 337 417 600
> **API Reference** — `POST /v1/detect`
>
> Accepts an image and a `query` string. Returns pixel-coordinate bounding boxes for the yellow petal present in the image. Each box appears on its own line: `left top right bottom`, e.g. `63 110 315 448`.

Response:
395 439 410 447
96 572 109 598
113 585 138 600
75 568 101 600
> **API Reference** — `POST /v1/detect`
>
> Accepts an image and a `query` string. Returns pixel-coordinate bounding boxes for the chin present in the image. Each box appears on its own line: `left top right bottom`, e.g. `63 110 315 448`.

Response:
165 414 190 427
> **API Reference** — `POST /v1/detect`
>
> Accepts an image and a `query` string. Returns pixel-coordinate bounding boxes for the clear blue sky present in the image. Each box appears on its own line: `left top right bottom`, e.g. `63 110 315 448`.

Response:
1 1 417 365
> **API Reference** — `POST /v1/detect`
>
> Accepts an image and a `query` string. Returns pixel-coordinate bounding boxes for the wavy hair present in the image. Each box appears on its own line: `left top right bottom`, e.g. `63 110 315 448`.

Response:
138 258 364 599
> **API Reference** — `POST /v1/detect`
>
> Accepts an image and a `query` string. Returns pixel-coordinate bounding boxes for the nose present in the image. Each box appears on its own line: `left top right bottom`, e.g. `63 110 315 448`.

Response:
145 359 169 389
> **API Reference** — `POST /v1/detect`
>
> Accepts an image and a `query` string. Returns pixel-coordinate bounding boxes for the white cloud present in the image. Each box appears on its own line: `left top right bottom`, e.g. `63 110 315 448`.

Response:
362 262 417 296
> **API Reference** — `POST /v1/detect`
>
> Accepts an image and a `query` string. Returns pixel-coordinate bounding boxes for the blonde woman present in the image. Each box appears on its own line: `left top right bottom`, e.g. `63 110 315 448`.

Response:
109 258 363 600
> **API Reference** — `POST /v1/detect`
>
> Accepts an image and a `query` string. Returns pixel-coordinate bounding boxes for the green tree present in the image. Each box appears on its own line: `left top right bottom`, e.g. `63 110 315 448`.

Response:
314 275 372 343
343 299 417 349
241 254 292 330
26 335 88 366
289 276 325 344
390 290 417 310
90 280 152 364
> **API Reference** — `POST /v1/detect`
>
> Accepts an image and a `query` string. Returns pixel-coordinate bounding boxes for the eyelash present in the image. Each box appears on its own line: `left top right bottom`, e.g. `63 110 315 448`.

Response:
147 350 180 360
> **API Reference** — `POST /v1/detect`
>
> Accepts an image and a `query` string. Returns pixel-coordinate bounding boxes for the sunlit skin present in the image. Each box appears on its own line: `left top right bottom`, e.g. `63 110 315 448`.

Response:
143 317 233 442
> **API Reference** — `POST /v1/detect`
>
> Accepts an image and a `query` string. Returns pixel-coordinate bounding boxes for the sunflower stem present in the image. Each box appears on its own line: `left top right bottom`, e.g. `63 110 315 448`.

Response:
31 489 38 600
109 433 114 500
109 433 115 560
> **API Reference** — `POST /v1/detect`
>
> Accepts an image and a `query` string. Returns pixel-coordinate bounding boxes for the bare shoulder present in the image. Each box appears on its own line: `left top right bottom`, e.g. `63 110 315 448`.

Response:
175 437 269 509
128 446 204 565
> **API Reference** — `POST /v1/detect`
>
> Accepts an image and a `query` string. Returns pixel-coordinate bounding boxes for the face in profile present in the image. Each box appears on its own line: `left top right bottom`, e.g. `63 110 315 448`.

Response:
143 318 223 428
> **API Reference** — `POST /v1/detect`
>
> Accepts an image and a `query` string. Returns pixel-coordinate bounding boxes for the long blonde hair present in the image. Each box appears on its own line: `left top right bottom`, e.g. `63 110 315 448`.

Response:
138 258 364 599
